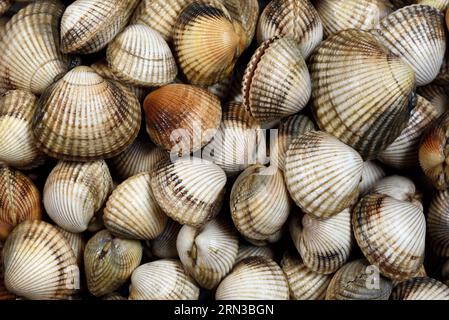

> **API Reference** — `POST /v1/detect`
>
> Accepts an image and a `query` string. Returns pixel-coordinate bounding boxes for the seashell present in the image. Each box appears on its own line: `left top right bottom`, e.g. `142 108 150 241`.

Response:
353 194 426 281
150 158 226 227
256 0 323 58
106 24 177 87
310 29 416 160
326 259 394 300
60 0 140 54
359 160 386 195
371 176 422 207
0 167 42 240
177 218 239 289
216 257 289 300
144 84 221 155
0 90 46 169
243 230 284 247
55 226 85 265
32 66 141 161
104 172 168 240
375 4 446 86
2 220 80 300
378 96 439 169
435 50 449 86
242 37 312 124
281 251 332 300
84 229 142 297
148 219 182 259
428 189 449 257
129 259 200 300
0 245 15 300
173 1 247 86
0 0 11 16
417 0 449 11
391 277 449 300
43 160 113 233
230 165 291 243
417 84 449 116
285 131 363 219
235 244 274 264
223 0 259 48
0 1 68 95
102 293 127 300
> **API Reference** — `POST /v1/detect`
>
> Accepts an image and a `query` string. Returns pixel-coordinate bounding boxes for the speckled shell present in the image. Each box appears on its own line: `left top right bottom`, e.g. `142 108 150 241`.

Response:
235 244 274 264
310 29 416 160
428 189 449 257
55 226 85 265
371 176 422 207
129 259 200 300
84 229 142 297
391 277 449 299
359 161 386 195
149 219 182 259
0 0 11 16
285 131 363 219
417 84 449 116
2 220 80 300
216 257 289 300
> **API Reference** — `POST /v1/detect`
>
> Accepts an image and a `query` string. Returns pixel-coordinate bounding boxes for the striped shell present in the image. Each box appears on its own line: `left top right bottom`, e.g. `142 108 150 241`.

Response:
417 84 449 116
2 220 80 300
285 131 363 219
310 29 416 160
84 229 142 297
359 161 386 194
55 226 85 266
235 244 274 264
149 219 182 259
0 244 15 300
391 277 449 299
43 161 113 233
428 189 449 257
418 0 449 10
371 175 422 207
129 259 200 300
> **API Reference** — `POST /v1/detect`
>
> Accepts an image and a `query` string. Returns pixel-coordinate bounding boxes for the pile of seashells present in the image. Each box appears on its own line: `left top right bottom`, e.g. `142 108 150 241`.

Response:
1 0 449 301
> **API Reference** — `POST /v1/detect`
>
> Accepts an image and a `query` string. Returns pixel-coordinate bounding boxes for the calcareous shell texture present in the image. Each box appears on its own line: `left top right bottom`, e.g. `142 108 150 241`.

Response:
223 0 259 48
371 175 422 207
235 244 274 264
417 84 449 116
428 189 449 257
359 161 386 194
55 226 85 265
391 277 449 299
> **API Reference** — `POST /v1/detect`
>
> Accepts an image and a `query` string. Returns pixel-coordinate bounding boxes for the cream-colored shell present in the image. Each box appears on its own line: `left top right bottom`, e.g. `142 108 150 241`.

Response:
359 161 386 195
371 175 422 208
55 226 85 266
235 244 274 264
428 189 449 257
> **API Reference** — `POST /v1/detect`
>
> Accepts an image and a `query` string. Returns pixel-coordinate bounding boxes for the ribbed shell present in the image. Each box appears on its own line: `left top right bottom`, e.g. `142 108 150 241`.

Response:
177 218 239 289
60 0 139 54
391 277 449 299
371 175 422 206
43 160 113 233
428 189 449 257
310 29 416 160
129 259 200 300
230 165 291 242
216 257 289 300
149 219 182 259
242 37 311 124
0 1 68 94
0 1 11 16
107 24 177 87
417 84 449 116
0 167 42 240
235 244 274 264
353 194 426 281
223 0 259 48
418 0 449 10
32 66 141 161
104 172 168 240
144 84 222 155
0 245 15 300
285 131 363 219
150 158 227 227
55 226 85 265
375 4 446 86
359 160 386 194
256 0 323 58
2 220 80 300
326 259 393 300
84 229 142 297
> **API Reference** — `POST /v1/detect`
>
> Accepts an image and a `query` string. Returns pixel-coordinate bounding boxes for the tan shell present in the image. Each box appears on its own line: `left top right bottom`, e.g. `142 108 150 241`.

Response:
60 0 140 54
235 244 274 264
32 66 141 161
391 277 449 299
353 194 426 281
359 160 386 195
43 160 113 233
371 175 422 207
428 189 449 257
418 0 449 10
149 219 182 259
129 259 200 300
417 84 449 116
84 229 142 297
2 220 80 300
0 167 42 240
223 0 259 48
55 226 85 265
285 131 363 219
310 29 416 160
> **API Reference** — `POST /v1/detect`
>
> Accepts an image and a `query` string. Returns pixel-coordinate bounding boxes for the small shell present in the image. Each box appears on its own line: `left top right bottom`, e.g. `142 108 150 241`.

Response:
391 277 449 300
223 0 259 48
43 161 113 233
285 131 363 219
353 194 426 281
0 167 42 240
84 229 142 297
359 161 386 194
428 189 449 257
129 259 200 300
242 37 312 124
55 226 85 265
326 259 393 300
371 175 422 207
177 218 239 289
149 219 182 259
417 84 449 116
2 220 80 300
235 244 274 264
0 0 11 16
216 257 289 300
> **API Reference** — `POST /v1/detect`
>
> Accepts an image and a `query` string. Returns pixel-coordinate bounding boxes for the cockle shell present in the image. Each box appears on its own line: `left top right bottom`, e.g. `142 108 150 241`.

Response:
417 84 449 116
2 220 80 300
418 0 449 10
359 161 386 195
148 219 182 259
285 131 363 219
235 244 274 264
428 189 449 257
371 175 422 207
391 277 449 299
0 1 11 16
223 0 259 48
0 244 15 300
55 226 85 265
129 259 200 300
310 29 416 160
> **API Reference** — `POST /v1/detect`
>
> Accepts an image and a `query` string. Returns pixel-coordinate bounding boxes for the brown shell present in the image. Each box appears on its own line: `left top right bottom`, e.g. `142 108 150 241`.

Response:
391 277 449 300
417 84 449 116
428 189 449 257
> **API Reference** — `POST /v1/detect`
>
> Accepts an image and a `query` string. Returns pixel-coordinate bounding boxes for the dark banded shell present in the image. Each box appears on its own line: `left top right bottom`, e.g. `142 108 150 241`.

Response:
391 277 449 300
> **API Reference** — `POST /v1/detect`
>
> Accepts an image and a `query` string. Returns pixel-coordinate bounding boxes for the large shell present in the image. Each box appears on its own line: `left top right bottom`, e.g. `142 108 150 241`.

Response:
84 229 142 297
359 160 386 194
55 226 85 266
242 37 312 124
0 167 42 240
60 0 140 54
129 259 200 300
310 29 416 160
417 84 449 116
2 220 80 300
216 257 289 300
285 131 363 219
43 160 113 233
391 277 449 299
428 189 449 257
32 66 141 161
371 175 422 207
235 244 274 264
148 219 182 259
353 194 426 281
